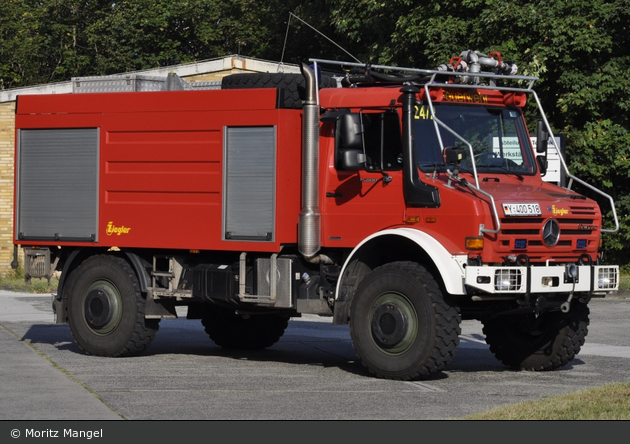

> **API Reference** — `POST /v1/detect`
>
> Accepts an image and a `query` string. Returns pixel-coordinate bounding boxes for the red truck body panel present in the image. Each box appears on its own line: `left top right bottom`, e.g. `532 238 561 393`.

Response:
14 84 603 264
15 89 302 252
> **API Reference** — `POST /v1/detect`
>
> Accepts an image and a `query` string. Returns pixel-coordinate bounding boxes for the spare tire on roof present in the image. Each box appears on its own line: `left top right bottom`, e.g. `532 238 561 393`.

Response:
221 72 338 109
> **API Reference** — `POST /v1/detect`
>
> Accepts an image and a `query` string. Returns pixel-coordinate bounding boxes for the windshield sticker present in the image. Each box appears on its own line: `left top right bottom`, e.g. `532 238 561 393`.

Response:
491 136 522 162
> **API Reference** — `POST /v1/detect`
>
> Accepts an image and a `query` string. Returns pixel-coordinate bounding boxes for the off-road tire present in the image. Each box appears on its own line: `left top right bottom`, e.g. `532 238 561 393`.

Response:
221 72 337 109
482 302 589 371
349 261 461 380
202 305 289 350
66 255 159 357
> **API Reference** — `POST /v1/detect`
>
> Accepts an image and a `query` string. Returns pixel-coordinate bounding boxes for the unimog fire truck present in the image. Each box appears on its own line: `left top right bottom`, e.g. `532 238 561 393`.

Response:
13 50 620 380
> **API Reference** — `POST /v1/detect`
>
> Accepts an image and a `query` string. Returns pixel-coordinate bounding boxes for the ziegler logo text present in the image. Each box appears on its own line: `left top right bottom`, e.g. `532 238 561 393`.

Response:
106 221 131 236
550 205 569 216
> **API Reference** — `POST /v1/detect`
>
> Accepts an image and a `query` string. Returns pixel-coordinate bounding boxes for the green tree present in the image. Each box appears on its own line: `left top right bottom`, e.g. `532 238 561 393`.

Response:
0 0 115 87
1 0 288 86
86 0 281 74
1 0 50 88
326 0 630 265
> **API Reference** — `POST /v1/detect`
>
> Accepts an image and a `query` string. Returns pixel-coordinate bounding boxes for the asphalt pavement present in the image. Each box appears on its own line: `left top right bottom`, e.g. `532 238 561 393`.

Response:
1 289 629 421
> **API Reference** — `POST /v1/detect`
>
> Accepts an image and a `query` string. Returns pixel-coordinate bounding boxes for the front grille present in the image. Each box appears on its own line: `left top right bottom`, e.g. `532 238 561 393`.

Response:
496 205 599 259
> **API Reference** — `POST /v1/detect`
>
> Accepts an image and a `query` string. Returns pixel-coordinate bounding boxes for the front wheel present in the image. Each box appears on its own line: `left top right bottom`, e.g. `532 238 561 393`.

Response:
482 302 589 371
66 255 159 357
349 262 460 380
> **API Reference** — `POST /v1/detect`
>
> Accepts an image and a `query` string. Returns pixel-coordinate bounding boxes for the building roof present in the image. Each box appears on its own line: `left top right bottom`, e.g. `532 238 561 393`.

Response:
0 55 300 103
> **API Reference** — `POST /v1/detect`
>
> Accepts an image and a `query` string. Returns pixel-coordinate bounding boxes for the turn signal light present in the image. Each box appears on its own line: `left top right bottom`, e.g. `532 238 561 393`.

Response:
466 237 484 250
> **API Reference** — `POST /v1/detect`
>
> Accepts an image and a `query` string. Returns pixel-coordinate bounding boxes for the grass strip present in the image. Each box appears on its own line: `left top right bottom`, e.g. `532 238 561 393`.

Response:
463 382 630 420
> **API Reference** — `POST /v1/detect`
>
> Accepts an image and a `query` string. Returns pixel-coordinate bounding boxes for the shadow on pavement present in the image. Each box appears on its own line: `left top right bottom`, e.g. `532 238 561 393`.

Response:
16 318 585 381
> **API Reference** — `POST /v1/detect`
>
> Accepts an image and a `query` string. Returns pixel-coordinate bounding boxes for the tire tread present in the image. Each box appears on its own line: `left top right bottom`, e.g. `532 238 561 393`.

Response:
482 302 589 371
349 261 461 380
66 255 158 357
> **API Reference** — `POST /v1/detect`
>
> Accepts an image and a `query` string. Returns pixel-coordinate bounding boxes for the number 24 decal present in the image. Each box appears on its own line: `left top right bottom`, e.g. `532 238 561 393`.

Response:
414 105 434 120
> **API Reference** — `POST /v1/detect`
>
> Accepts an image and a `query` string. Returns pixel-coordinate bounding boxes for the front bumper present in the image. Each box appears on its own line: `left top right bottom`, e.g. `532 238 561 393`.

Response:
465 264 619 295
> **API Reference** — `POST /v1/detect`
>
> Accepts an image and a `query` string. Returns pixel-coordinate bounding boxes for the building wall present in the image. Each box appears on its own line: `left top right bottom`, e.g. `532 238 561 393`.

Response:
0 101 16 273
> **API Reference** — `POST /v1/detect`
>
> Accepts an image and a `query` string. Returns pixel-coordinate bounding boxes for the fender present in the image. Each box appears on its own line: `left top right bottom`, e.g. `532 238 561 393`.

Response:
336 227 468 299
55 248 82 302
56 249 150 298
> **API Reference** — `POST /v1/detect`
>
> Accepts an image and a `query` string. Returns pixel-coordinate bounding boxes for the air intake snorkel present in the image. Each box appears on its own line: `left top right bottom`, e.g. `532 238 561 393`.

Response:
298 63 332 264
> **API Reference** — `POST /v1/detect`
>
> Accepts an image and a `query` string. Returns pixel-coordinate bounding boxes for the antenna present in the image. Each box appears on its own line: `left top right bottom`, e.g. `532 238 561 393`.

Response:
280 12 362 65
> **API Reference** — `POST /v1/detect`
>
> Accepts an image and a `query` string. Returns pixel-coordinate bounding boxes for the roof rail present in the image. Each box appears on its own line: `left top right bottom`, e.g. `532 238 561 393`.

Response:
309 58 539 90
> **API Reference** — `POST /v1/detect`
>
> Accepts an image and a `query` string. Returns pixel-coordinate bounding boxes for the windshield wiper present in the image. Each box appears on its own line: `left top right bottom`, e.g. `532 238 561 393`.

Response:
459 164 524 181
481 165 524 181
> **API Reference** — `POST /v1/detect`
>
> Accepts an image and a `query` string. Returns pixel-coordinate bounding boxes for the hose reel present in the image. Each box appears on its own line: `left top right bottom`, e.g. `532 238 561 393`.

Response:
436 50 518 85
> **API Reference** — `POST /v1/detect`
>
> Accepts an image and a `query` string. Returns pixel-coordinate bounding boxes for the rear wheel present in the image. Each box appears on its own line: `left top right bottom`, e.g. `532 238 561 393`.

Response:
202 305 289 350
66 255 159 357
482 302 589 371
349 262 460 380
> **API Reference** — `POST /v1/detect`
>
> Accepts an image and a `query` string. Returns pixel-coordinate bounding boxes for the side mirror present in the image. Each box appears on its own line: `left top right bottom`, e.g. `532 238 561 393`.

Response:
340 113 363 149
536 120 549 154
340 149 365 170
537 155 547 176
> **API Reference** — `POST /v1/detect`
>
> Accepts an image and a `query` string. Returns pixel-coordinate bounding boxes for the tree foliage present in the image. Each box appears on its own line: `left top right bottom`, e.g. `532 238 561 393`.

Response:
324 0 630 265
0 0 284 84
85 0 282 74
1 0 629 265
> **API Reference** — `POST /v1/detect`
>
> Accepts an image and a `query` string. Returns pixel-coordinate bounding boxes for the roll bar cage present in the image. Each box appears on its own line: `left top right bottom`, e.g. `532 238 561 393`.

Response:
309 58 619 235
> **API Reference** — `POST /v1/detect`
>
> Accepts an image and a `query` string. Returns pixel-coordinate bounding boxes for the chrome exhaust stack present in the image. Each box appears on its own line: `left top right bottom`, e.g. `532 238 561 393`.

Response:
298 63 328 263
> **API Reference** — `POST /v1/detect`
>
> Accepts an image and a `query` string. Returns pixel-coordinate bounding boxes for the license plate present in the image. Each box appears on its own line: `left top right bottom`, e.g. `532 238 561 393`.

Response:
502 203 541 216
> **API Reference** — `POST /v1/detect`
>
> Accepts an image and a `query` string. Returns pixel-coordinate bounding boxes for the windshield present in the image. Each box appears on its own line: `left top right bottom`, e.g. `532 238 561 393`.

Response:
414 104 536 176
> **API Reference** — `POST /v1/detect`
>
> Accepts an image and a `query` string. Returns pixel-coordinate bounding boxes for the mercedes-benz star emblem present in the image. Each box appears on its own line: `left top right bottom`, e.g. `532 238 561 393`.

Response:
542 219 560 247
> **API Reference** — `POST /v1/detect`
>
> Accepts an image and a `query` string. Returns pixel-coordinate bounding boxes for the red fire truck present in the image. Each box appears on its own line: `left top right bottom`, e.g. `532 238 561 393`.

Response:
14 51 620 380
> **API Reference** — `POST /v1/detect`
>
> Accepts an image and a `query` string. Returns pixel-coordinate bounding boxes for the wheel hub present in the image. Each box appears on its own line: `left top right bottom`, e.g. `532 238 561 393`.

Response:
371 303 408 348
84 288 114 329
